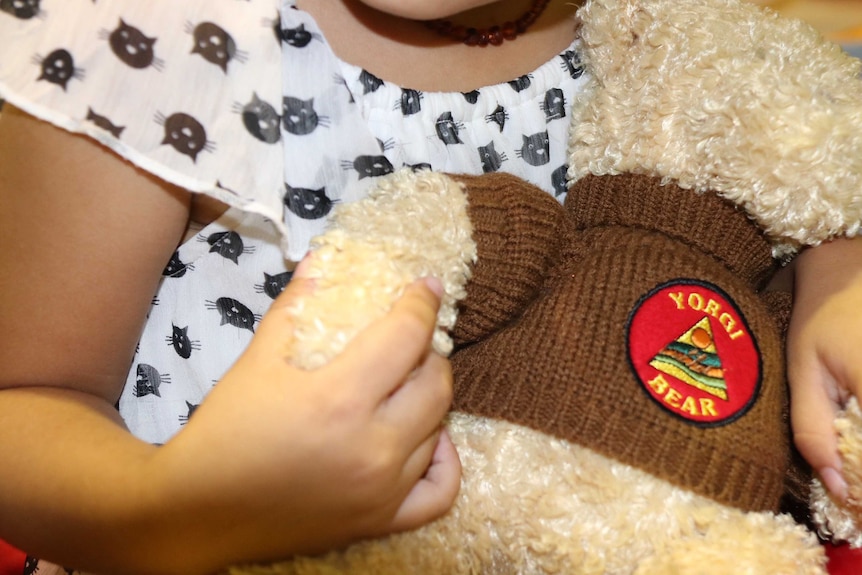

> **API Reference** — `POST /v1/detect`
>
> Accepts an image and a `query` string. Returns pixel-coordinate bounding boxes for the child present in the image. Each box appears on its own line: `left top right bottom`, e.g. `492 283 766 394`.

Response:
0 0 860 573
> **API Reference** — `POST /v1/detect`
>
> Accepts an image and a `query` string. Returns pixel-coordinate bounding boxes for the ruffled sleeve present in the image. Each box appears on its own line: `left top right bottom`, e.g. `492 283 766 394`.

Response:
0 0 289 244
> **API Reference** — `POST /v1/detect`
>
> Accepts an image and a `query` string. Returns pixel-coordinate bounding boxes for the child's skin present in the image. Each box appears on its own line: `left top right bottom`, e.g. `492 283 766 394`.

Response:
0 0 859 573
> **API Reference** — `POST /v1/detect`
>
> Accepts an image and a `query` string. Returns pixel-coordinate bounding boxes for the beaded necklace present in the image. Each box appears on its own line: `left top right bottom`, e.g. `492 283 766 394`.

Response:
424 0 551 47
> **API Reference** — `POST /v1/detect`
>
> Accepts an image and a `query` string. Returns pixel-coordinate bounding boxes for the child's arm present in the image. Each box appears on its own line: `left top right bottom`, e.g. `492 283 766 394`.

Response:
788 236 862 500
0 106 459 574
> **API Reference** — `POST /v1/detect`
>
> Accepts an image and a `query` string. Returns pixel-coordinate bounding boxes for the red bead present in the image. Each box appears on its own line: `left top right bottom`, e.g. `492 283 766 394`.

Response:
488 26 504 46
451 25 468 42
502 21 518 40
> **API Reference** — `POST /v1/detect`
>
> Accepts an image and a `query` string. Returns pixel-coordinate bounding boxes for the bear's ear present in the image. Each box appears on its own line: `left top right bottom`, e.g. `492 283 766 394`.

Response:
448 173 566 348
566 173 777 290
569 0 862 249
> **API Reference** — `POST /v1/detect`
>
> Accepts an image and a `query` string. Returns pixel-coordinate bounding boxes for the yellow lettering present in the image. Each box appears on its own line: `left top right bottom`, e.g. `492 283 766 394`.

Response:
729 329 746 340
668 292 685 310
664 388 683 408
681 396 699 415
648 374 670 394
704 299 721 319
688 293 704 311
699 398 718 417
718 312 736 334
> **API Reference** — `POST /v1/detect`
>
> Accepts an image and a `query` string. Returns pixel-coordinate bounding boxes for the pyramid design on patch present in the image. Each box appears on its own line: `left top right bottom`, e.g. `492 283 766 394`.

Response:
649 317 728 400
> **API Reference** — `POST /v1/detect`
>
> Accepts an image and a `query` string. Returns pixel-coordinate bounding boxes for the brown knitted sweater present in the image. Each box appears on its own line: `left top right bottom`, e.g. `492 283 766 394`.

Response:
450 172 791 513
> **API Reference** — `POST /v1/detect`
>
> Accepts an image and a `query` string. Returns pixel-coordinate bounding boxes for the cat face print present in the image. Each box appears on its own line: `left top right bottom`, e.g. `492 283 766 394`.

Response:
108 19 158 70
163 250 192 277
517 131 550 166
37 48 82 91
486 105 508 132
478 141 506 173
283 183 335 219
206 297 259 333
436 112 463 145
0 0 39 19
179 401 199 425
255 271 294 300
398 89 423 116
156 112 213 162
543 88 566 122
551 164 569 197
280 23 319 48
190 21 242 73
133 363 170 398
204 230 254 264
165 325 200 359
560 49 585 80
282 96 328 135
239 93 281 144
359 69 384 95
341 155 395 180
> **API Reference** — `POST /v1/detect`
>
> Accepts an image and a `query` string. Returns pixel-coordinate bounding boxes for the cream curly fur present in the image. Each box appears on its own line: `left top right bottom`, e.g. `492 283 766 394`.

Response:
232 418 826 575
811 397 862 548
568 0 862 251
283 168 476 369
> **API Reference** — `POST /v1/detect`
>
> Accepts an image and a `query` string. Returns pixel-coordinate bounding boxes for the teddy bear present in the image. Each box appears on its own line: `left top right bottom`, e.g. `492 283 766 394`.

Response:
226 0 862 573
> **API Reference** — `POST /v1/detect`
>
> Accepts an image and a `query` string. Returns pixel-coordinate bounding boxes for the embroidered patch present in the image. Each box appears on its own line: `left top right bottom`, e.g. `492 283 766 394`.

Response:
626 279 761 427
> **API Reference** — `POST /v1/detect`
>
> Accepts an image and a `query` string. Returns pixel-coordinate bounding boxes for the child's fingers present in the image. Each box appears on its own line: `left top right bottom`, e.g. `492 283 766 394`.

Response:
388 428 461 533
332 277 444 402
382 352 453 447
789 361 845 499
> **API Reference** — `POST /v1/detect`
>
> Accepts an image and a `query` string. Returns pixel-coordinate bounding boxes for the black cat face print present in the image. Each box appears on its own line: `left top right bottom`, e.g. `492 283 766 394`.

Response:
551 164 569 197
206 297 259 333
36 48 83 91
281 96 328 135
255 270 294 299
155 111 214 162
283 183 335 219
179 401 199 425
165 325 201 359
1 0 40 19
105 19 163 70
542 88 566 122
341 155 395 180
435 112 464 145
397 88 423 116
508 74 532 92
486 105 508 132
359 69 384 95
560 49 585 80
163 250 193 278
517 131 550 166
462 90 480 104
133 363 171 398
478 141 507 173
235 92 281 144
188 21 246 73
280 23 320 48
203 230 255 264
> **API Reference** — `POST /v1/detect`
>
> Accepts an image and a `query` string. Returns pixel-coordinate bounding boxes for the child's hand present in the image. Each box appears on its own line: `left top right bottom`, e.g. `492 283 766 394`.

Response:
788 237 862 501
152 269 461 571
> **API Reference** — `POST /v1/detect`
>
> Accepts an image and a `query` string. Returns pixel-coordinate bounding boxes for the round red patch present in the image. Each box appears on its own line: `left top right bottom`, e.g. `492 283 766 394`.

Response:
626 279 761 427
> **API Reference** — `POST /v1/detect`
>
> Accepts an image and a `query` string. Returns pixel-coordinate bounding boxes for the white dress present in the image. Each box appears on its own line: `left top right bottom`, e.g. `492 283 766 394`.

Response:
0 0 588 570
